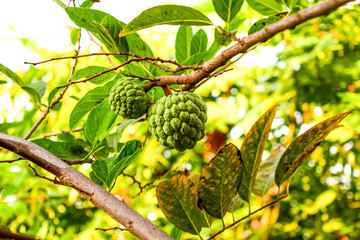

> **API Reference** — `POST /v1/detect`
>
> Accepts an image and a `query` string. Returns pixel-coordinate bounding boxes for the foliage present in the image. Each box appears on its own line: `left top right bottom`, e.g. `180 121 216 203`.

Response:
0 0 359 239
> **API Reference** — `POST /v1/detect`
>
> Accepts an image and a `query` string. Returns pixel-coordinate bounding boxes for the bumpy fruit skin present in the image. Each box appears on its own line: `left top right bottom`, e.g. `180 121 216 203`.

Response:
109 77 151 119
147 91 207 151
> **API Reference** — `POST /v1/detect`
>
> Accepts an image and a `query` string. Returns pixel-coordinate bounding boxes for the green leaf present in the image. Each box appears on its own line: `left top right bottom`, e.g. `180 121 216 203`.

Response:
285 0 299 10
21 86 41 105
198 143 244 219
215 27 233 46
252 144 285 197
156 174 205 235
47 88 59 105
119 5 214 37
65 7 155 76
175 26 193 63
84 100 119 146
238 104 278 202
125 33 156 77
69 79 116 131
0 63 24 86
91 159 108 183
52 0 66 9
246 0 284 15
206 40 222 60
31 138 87 160
66 8 129 64
93 15 129 64
0 80 7 84
170 226 183 240
89 171 104 186
182 52 213 66
29 80 46 98
248 12 288 35
73 66 117 84
275 110 353 187
106 140 142 188
191 29 208 55
147 86 166 102
80 0 94 8
65 7 109 39
70 28 80 45
114 118 142 152
212 0 244 24
0 63 41 105
229 17 246 31
97 15 155 76
229 193 243 213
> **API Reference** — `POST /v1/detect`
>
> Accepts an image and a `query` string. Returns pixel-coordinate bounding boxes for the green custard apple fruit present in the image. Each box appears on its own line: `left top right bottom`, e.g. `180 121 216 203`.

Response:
147 91 207 151
109 77 151 119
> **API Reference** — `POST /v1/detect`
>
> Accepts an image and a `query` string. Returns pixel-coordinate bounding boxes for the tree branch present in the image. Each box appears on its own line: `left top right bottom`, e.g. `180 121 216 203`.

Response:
23 32 82 140
0 228 37 240
207 194 288 240
0 133 171 240
143 0 354 90
28 164 65 185
95 227 127 232
26 52 201 74
0 156 25 163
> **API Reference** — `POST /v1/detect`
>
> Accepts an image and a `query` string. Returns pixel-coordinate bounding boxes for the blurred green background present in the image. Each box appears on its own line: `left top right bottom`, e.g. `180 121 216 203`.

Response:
0 0 359 239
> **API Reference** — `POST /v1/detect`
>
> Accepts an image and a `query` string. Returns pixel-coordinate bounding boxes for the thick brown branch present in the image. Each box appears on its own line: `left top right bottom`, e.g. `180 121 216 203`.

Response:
0 228 37 240
161 85 172 96
0 133 171 240
144 0 354 91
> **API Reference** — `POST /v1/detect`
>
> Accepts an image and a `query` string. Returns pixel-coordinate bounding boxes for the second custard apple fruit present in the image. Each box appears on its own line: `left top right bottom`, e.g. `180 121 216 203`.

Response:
147 91 207 151
109 77 151 119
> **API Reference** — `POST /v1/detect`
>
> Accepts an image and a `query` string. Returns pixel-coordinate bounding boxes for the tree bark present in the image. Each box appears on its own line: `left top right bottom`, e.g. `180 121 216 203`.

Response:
0 133 172 240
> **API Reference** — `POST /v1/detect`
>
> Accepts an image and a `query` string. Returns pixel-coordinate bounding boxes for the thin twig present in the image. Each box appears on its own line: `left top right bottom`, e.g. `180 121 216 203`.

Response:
95 227 127 232
30 118 145 141
192 68 234 90
87 30 121 71
123 168 177 197
23 32 82 140
56 56 166 88
207 194 288 240
28 164 65 185
0 157 25 163
29 127 83 140
25 52 202 73
63 158 95 165
191 44 259 91
121 72 157 81
221 28 242 42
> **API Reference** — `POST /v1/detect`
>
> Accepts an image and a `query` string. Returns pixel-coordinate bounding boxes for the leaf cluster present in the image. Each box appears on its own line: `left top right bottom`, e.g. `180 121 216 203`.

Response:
155 105 352 238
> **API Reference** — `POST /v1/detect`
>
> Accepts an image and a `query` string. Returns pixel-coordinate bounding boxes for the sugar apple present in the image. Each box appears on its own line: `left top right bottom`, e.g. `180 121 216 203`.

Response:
109 77 151 119
147 91 207 151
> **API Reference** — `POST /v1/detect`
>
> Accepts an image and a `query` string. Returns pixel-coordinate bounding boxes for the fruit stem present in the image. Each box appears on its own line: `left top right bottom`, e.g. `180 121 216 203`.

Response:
161 85 172 96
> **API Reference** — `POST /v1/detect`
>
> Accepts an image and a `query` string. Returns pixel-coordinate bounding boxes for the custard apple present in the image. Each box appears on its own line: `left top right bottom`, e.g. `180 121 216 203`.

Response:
147 91 207 151
109 77 151 119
